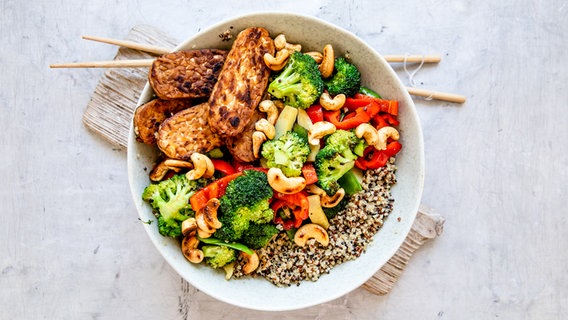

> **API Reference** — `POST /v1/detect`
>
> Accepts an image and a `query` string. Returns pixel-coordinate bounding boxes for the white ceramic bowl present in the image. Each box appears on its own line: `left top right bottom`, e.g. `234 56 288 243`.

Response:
128 12 424 311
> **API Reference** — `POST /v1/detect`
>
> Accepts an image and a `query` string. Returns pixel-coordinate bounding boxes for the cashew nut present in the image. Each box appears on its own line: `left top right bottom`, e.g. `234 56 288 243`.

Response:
255 118 276 140
318 44 335 78
355 123 380 148
267 167 306 194
163 159 194 169
196 198 222 231
252 131 267 159
319 92 346 111
307 185 346 208
149 160 176 181
273 34 301 52
186 153 215 180
181 233 203 263
376 126 400 150
240 251 259 275
294 223 330 247
149 159 183 181
263 49 290 71
258 100 279 125
308 121 336 146
305 51 323 64
274 34 287 50
181 217 198 237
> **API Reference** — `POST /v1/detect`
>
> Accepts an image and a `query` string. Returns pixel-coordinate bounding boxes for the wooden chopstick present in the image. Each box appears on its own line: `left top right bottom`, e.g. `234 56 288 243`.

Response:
82 35 171 55
49 59 154 68
406 87 466 103
383 55 441 63
81 35 441 64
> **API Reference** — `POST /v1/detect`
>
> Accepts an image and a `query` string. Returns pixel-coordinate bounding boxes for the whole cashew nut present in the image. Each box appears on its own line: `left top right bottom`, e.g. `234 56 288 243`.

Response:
307 184 346 208
355 123 380 149
263 49 290 71
196 198 222 231
252 131 267 159
376 126 400 150
163 159 194 169
181 233 204 263
186 153 215 180
149 160 180 181
308 121 336 146
318 44 335 78
240 251 260 275
267 167 307 194
273 34 301 52
258 100 279 125
319 92 346 111
294 223 330 247
255 118 276 140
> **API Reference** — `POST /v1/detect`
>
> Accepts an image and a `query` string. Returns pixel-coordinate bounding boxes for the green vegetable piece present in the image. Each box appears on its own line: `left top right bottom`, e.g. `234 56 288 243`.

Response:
141 174 208 238
338 169 363 195
197 236 254 255
359 86 382 98
267 51 324 109
261 131 310 177
325 57 362 97
202 245 237 268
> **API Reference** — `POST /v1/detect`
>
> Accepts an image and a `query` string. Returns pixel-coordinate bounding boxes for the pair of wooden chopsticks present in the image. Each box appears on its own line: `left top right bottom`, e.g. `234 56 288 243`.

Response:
50 35 466 103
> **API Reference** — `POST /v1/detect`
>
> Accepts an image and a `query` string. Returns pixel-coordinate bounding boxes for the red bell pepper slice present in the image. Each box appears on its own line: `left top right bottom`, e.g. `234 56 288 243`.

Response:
353 93 399 116
372 114 389 130
354 141 402 170
271 191 309 230
323 108 371 130
210 159 236 175
189 172 242 211
301 163 318 185
306 105 324 123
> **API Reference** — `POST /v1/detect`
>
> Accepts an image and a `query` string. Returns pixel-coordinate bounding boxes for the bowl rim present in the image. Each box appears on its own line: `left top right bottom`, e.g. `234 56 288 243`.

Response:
127 11 424 311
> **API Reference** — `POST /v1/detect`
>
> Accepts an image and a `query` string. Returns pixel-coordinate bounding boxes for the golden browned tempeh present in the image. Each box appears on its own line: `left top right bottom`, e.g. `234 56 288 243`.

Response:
149 49 227 100
157 103 223 161
208 27 275 137
133 98 193 145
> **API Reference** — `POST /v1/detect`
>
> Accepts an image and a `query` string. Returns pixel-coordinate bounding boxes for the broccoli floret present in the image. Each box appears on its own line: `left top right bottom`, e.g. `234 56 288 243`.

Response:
325 57 361 97
322 195 350 219
240 222 280 249
214 170 275 242
202 245 237 268
142 174 207 238
261 131 310 177
314 145 356 196
267 51 324 109
324 129 362 160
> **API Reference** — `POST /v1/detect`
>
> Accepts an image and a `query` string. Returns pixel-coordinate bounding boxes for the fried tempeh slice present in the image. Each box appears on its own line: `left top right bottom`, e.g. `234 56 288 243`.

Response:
225 109 264 163
208 27 275 137
157 103 223 161
133 98 193 145
149 49 228 100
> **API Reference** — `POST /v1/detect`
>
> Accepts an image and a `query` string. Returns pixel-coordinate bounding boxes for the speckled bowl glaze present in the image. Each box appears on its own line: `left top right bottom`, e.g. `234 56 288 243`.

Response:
128 12 424 311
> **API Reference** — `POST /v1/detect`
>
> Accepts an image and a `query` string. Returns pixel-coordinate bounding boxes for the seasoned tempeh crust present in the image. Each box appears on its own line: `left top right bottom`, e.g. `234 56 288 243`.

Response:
208 27 275 137
133 98 192 145
149 49 227 100
225 109 264 163
157 103 223 160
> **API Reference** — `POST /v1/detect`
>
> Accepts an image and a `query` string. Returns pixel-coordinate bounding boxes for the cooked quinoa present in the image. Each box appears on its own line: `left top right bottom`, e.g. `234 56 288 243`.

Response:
231 158 398 286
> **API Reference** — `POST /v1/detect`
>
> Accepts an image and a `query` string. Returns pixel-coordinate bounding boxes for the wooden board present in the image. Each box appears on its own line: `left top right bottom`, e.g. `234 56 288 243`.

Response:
82 25 445 295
